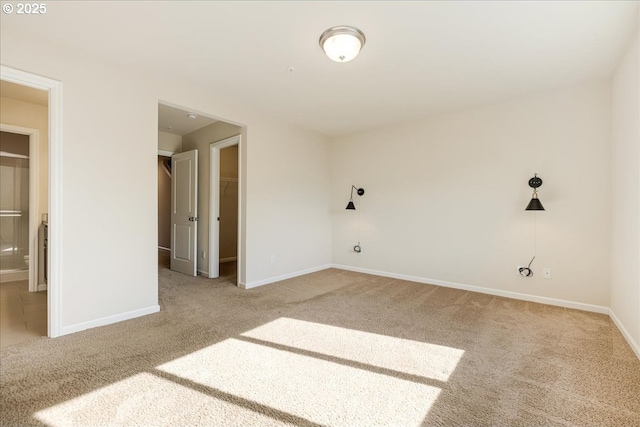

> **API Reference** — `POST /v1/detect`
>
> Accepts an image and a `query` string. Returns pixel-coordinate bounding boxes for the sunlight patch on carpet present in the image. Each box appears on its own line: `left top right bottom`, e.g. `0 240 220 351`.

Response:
157 338 442 426
242 317 464 381
34 372 285 426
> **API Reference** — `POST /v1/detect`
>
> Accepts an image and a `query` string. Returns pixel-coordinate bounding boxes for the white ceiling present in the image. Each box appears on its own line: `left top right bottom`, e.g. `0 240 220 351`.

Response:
2 1 637 137
158 104 218 137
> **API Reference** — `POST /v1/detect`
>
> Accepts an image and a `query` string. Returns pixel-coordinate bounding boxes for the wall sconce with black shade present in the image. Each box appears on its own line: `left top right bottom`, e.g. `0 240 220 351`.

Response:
519 173 544 277
346 186 365 210
525 174 545 211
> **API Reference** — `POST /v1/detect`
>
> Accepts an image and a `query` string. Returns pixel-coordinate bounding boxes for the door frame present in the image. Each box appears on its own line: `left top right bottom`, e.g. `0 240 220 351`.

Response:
0 124 39 292
1 65 63 338
209 135 241 282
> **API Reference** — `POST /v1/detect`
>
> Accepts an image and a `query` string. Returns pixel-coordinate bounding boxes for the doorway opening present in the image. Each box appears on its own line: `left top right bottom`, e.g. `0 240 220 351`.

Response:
0 79 51 345
157 154 172 270
157 102 244 286
209 136 240 281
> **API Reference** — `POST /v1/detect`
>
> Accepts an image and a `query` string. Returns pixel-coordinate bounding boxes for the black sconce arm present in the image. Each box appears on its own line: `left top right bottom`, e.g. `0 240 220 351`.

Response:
346 185 365 210
351 185 365 198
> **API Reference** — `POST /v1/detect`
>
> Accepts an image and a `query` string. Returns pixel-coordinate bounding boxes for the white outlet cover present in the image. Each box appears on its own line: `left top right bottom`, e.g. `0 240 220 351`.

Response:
543 268 552 279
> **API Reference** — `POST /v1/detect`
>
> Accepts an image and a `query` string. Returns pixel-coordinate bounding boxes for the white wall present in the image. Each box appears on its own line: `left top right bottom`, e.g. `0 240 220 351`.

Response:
611 28 640 355
1 42 161 329
243 117 332 285
331 81 612 308
154 91 332 288
180 118 332 284
1 32 332 332
158 131 182 153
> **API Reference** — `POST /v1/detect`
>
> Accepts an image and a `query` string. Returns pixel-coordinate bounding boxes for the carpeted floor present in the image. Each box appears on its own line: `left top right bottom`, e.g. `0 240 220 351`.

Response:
1 262 639 426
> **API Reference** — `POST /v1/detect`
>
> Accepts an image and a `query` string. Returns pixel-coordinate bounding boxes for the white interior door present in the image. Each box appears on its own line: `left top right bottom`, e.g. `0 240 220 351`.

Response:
171 149 198 276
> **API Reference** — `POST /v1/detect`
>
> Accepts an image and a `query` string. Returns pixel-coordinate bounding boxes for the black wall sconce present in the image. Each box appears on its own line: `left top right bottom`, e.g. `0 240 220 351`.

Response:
525 174 545 211
346 185 365 210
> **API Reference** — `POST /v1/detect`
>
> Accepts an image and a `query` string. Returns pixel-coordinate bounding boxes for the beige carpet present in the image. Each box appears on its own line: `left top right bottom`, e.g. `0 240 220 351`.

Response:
1 264 639 426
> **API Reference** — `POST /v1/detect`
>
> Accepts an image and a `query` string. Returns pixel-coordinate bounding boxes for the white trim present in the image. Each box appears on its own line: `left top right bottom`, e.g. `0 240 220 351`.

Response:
209 135 241 281
197 269 209 276
0 123 39 293
1 65 63 338
0 151 29 159
0 270 29 283
331 264 610 314
37 283 47 292
609 309 640 361
59 305 160 336
157 149 174 157
240 264 332 289
220 257 237 263
158 246 170 251
237 132 245 286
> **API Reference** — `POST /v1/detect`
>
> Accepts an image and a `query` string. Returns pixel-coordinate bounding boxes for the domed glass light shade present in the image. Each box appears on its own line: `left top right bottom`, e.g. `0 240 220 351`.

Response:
320 26 366 63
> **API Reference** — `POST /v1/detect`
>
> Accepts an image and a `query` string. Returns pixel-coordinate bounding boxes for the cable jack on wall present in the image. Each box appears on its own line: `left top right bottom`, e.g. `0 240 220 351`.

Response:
519 257 535 277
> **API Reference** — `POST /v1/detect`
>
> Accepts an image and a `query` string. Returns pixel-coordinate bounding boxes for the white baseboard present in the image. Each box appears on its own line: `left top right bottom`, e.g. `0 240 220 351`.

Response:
59 305 160 336
220 257 237 263
37 283 47 292
240 264 332 289
158 246 170 252
609 309 640 360
0 270 29 283
197 269 209 276
331 264 609 314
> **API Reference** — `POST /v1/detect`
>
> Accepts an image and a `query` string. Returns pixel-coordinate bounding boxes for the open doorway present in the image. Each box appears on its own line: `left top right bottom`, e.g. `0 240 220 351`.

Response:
157 155 172 269
0 80 49 346
209 136 240 281
2 65 63 338
157 103 243 285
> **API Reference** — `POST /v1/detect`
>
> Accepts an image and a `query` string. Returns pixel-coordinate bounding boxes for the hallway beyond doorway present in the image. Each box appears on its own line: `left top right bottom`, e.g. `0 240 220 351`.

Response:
0 280 46 347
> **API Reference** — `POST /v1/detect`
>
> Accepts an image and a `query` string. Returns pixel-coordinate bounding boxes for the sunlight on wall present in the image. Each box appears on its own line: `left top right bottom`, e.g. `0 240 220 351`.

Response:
242 317 465 381
158 338 442 426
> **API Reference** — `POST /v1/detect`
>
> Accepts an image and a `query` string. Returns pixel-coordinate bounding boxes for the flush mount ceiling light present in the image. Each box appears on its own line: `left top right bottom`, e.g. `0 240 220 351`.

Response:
319 26 366 63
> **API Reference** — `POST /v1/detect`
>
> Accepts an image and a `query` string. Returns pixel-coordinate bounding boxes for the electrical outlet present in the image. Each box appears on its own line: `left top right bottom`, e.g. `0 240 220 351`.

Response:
202 250 206 259
517 266 526 276
270 254 276 264
543 268 552 279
